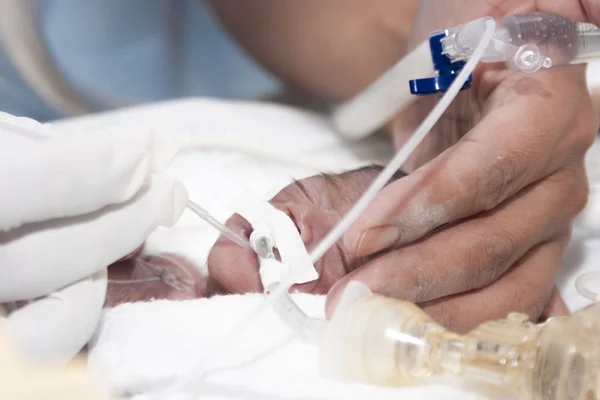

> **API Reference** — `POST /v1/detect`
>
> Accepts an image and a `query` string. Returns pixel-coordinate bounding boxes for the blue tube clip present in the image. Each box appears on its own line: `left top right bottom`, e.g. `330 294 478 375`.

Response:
409 31 473 96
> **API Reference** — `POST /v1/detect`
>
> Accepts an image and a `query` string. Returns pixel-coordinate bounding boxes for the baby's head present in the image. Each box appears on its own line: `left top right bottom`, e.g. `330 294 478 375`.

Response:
104 165 405 308
206 165 405 296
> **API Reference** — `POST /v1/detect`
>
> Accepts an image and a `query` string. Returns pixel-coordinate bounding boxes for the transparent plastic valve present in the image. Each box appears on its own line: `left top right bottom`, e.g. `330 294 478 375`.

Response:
441 13 600 73
320 292 600 400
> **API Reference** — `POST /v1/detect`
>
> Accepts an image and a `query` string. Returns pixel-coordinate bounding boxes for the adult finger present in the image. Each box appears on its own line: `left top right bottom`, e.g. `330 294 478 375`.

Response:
6 269 107 366
420 239 567 334
327 166 584 314
0 175 188 302
345 67 597 257
0 128 179 231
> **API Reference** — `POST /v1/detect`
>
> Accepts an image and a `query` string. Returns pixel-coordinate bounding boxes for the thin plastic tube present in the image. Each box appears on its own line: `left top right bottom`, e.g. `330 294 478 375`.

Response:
107 255 195 292
254 235 328 344
107 277 160 285
166 19 497 395
266 284 328 344
332 40 434 139
187 200 252 250
575 271 600 302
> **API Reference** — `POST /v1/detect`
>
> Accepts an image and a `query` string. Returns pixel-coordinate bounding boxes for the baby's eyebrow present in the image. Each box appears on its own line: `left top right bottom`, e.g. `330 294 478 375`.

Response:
324 164 407 185
290 178 315 204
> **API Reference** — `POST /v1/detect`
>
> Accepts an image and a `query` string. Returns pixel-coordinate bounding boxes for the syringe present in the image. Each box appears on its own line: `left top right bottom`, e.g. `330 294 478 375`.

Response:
186 200 252 250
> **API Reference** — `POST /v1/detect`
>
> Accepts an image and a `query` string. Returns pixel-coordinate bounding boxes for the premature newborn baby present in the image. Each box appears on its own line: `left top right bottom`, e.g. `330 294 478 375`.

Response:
105 164 567 333
106 165 401 306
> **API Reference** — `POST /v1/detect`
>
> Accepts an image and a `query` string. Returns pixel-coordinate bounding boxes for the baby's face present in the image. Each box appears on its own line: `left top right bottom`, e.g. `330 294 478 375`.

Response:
105 165 402 307
206 166 402 296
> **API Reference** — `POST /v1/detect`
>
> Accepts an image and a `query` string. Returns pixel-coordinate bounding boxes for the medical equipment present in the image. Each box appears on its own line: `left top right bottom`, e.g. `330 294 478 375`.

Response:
321 283 600 400
106 254 196 292
161 12 600 398
239 227 600 400
163 17 496 397
186 200 251 250
249 232 600 400
333 12 600 139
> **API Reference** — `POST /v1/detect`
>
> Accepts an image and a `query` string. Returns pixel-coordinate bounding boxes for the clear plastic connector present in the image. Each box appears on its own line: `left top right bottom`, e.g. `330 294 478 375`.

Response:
320 285 600 400
442 13 600 73
441 16 552 73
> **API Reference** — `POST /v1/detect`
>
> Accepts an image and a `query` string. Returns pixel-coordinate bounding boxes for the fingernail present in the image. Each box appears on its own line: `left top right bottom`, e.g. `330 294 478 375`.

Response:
355 226 400 257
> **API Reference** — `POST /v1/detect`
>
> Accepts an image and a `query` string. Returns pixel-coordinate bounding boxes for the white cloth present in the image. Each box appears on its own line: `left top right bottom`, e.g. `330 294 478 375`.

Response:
53 98 600 399
0 111 189 366
88 295 491 400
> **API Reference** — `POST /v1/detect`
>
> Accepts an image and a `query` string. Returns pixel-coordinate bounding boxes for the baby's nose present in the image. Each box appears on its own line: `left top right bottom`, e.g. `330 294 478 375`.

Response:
206 214 263 294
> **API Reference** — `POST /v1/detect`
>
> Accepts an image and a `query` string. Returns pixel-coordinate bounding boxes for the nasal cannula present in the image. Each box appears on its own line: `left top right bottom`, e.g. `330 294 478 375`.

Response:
186 200 251 250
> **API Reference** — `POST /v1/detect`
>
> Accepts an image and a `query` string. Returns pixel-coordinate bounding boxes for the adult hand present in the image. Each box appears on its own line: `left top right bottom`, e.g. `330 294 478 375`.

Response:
335 1 599 331
207 164 570 331
0 112 188 365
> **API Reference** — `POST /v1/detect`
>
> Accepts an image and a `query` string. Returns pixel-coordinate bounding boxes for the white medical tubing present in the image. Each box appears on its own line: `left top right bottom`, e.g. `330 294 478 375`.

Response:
168 19 497 395
187 199 252 250
575 271 600 302
265 284 328 343
332 40 434 139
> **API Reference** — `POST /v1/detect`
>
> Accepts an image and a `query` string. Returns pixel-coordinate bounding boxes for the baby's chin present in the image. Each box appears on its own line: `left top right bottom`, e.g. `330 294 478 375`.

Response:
105 254 207 308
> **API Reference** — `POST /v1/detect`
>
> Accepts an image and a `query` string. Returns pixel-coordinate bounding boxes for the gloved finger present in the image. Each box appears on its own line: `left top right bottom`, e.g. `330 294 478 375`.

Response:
0 128 180 231
0 175 188 302
419 239 566 334
326 166 583 315
344 67 597 257
5 269 107 366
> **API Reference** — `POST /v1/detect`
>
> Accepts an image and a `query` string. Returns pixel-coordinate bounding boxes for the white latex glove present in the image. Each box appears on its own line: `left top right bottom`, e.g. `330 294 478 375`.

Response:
0 112 188 366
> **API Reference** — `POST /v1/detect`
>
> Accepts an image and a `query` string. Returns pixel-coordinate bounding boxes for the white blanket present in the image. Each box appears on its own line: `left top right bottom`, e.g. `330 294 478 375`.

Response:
54 97 600 399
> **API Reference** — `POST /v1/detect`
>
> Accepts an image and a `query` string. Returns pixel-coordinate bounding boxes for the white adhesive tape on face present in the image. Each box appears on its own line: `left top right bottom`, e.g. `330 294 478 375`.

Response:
257 258 291 290
229 195 318 285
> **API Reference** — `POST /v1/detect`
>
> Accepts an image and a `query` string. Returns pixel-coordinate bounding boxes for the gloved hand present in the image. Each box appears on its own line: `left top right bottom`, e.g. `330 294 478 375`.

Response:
0 112 188 365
